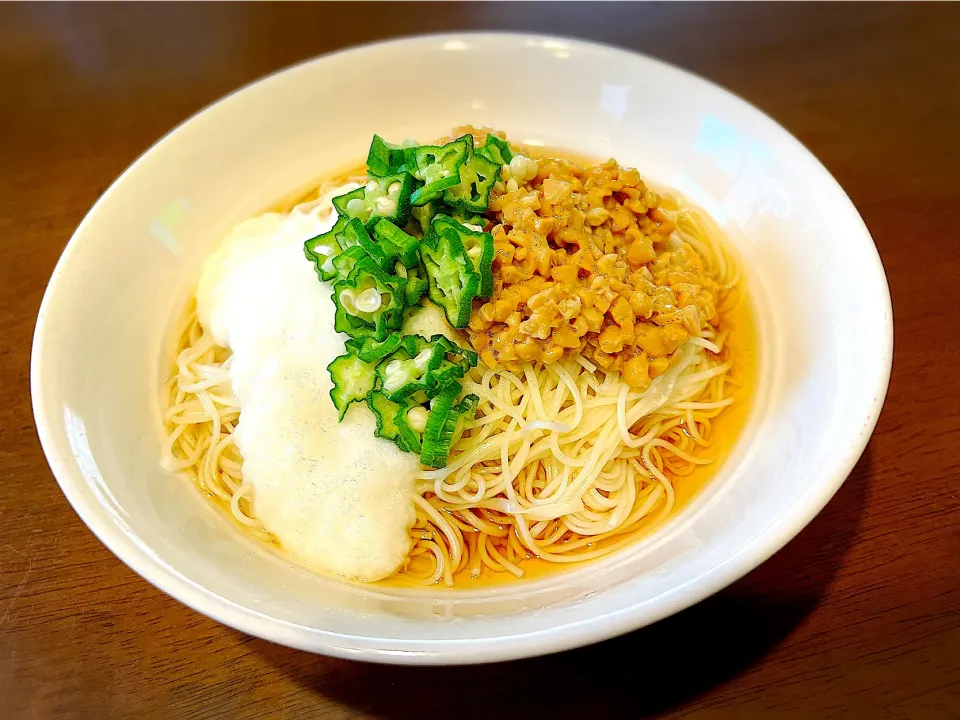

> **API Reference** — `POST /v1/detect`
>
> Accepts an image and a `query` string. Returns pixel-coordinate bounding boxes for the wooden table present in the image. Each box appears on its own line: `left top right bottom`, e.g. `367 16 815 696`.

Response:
2 3 957 718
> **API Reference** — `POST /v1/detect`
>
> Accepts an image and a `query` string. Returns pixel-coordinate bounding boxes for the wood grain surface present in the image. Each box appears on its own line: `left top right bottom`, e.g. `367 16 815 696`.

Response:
1 3 958 718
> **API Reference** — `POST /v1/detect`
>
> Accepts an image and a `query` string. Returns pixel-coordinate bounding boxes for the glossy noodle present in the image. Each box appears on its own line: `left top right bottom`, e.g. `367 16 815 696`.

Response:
162 137 748 587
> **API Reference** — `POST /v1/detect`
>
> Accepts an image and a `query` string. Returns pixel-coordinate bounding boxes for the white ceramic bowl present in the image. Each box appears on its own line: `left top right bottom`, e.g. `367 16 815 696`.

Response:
31 33 892 664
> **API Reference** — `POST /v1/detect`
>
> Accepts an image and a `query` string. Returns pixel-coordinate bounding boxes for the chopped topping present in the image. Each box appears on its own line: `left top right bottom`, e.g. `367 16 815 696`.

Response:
419 385 479 469
306 131 502 466
327 349 377 421
468 155 713 387
419 216 483 328
331 256 406 341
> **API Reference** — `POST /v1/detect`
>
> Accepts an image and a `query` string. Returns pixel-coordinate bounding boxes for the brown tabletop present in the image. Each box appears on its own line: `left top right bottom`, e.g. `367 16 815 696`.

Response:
2 3 958 718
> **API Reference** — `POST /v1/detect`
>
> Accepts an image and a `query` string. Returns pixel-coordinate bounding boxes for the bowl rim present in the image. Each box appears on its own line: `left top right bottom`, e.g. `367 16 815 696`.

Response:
31 30 894 665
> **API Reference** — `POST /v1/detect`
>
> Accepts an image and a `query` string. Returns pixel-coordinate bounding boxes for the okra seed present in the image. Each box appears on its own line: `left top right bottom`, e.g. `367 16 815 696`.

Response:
376 196 397 215
355 287 382 313
338 289 358 315
407 407 429 433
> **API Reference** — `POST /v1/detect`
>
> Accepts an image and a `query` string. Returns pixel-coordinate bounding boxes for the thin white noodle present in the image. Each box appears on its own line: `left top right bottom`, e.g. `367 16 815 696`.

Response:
161 171 744 585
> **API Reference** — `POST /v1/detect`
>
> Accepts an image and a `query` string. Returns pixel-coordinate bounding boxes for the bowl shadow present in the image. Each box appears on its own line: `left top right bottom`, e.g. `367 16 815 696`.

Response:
248 444 873 718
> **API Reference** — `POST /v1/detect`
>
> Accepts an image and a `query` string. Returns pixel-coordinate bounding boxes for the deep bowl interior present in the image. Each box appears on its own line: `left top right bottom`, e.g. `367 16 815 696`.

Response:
32 34 891 664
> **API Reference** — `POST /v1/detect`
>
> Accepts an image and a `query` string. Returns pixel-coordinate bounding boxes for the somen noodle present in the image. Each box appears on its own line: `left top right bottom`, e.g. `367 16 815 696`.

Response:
162 180 747 586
